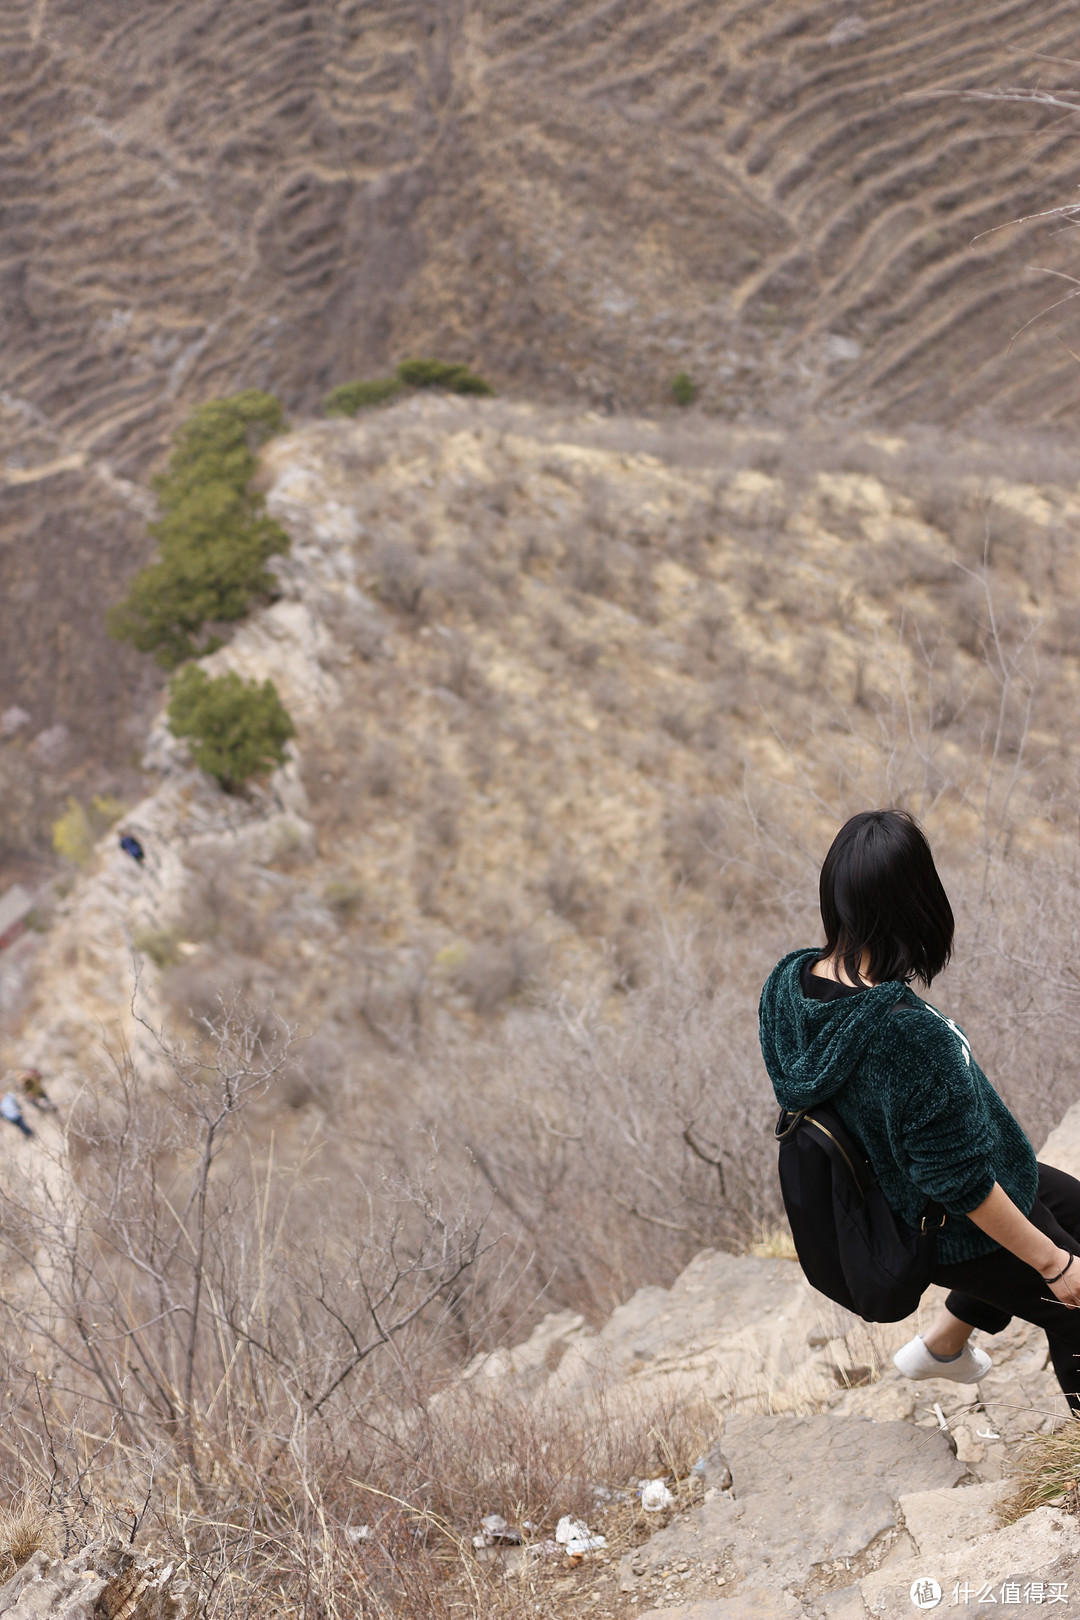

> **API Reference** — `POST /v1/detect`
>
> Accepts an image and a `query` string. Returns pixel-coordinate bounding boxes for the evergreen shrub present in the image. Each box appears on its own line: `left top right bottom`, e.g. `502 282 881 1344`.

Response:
167 666 296 792
395 358 494 396
324 377 403 416
671 372 697 406
108 391 289 668
323 361 494 418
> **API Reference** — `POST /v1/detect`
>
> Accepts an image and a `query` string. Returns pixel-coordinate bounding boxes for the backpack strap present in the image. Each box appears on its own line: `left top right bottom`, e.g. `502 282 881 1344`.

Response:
775 1105 872 1200
775 1104 948 1230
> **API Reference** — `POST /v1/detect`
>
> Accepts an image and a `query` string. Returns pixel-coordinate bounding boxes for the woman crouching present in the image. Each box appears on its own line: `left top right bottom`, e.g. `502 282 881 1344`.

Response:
759 809 1080 1404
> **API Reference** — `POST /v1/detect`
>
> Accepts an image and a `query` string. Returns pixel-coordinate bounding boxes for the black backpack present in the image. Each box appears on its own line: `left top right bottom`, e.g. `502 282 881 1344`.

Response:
774 1101 945 1322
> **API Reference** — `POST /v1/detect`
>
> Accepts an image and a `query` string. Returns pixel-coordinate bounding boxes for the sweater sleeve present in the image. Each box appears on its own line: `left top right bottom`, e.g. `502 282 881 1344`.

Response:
883 1011 998 1216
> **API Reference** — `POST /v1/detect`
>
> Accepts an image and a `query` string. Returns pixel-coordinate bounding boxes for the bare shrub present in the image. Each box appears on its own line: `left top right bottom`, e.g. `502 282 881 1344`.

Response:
664 799 723 888
371 538 427 617
132 925 181 969
363 737 400 798
160 953 275 1037
442 929 783 1318
690 597 731 666
0 752 42 867
283 1032 347 1111
591 671 631 714
544 857 592 922
436 630 488 703
178 846 265 950
0 1005 497 1613
424 773 463 850
570 636 603 670
565 531 615 598
355 948 429 1049
610 897 650 991
396 1377 716 1532
659 705 698 746
324 872 363 919
425 550 496 623
456 935 541 1014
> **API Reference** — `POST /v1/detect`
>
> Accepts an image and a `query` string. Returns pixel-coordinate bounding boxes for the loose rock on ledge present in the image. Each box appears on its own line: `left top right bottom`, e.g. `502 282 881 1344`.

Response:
0 1538 198 1619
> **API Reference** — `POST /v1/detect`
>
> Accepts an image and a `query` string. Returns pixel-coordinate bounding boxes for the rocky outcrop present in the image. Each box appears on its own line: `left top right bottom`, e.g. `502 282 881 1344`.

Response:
0 1539 197 1620
469 1096 1080 1616
620 1414 964 1603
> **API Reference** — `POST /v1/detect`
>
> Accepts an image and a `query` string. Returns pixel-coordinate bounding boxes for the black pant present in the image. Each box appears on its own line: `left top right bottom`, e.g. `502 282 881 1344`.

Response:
934 1162 1080 1414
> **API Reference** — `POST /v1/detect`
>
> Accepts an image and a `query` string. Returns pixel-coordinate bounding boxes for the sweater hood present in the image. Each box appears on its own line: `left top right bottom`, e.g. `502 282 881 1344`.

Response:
759 948 908 1110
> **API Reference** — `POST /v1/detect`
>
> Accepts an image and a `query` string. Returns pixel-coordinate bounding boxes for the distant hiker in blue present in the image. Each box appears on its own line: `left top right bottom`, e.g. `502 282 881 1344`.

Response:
0 1092 33 1138
119 833 145 863
759 809 1080 1412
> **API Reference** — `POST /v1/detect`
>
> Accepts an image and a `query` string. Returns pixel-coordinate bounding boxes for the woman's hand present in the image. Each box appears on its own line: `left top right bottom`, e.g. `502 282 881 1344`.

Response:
967 1183 1080 1305
1038 1246 1080 1308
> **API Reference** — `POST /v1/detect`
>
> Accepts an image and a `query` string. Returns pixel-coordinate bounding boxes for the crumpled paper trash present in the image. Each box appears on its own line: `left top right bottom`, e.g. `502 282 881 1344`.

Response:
473 1513 523 1549
555 1516 606 1555
640 1478 675 1512
555 1516 590 1545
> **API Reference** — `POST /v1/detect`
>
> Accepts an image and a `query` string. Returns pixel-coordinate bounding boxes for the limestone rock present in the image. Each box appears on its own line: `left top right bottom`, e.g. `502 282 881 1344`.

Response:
1039 1102 1080 1181
639 1591 807 1619
860 1492 1080 1615
720 1412 966 1499
814 1586 871 1619
462 1309 590 1392
0 1539 197 1619
619 1413 965 1599
619 1492 742 1592
898 1478 1012 1554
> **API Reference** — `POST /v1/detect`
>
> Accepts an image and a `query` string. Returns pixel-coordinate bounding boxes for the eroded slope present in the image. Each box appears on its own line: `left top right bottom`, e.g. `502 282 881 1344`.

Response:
4 2 1080 818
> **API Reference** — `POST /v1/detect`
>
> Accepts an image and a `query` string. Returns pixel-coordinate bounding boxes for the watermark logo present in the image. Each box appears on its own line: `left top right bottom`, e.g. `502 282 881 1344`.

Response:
909 1578 1071 1606
951 1581 1069 1605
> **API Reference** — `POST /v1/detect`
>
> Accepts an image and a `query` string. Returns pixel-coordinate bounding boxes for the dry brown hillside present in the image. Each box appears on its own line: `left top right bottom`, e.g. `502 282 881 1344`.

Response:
7 394 1080 1319
3 2 1080 825
5 400 1080 1618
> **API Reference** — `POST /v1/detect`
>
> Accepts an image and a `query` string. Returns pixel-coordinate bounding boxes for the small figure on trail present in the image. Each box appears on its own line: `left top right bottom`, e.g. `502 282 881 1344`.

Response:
19 1068 56 1112
119 833 145 864
0 1092 33 1138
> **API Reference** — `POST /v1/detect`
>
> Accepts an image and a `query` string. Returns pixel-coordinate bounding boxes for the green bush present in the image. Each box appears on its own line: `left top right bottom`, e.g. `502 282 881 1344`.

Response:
108 390 289 668
167 666 296 792
671 372 697 407
324 377 403 417
52 799 94 867
322 362 494 419
396 358 494 396
133 927 181 970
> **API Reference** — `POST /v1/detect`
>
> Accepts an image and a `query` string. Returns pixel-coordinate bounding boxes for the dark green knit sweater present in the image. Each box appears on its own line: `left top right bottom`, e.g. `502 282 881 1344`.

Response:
759 948 1038 1265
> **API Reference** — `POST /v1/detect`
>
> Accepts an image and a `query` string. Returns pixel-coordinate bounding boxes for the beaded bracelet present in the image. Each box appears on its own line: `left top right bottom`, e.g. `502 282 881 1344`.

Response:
1046 1253 1076 1286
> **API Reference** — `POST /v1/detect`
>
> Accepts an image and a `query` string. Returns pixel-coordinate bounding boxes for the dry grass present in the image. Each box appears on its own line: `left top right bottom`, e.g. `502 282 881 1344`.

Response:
0 1050 719 1616
0 1498 52 1583
748 1228 799 1262
1001 1426 1080 1525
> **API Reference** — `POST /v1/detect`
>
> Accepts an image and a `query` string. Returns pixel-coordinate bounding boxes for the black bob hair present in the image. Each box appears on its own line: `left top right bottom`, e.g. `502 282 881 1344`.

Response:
818 809 954 987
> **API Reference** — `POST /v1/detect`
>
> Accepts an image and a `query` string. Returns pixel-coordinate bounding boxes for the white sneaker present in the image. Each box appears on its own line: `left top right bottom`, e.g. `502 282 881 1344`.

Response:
893 1335 992 1383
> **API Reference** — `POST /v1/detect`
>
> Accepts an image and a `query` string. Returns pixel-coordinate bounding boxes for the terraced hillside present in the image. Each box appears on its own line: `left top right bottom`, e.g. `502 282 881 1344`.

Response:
3 0 1079 456
2 0 1080 846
